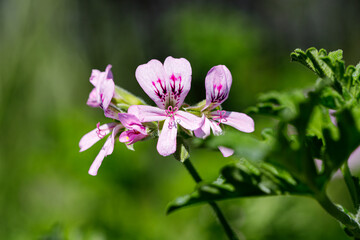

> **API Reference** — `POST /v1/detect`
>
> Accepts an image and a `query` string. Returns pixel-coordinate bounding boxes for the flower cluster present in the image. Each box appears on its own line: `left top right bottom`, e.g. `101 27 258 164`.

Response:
79 57 254 175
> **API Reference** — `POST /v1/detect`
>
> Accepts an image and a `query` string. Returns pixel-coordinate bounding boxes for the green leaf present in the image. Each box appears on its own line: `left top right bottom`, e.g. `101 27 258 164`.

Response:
291 48 335 79
290 48 318 74
204 128 273 162
305 135 323 159
319 87 344 109
247 90 305 121
320 49 344 79
291 48 360 108
167 159 311 214
353 63 360 83
170 48 360 237
323 108 360 174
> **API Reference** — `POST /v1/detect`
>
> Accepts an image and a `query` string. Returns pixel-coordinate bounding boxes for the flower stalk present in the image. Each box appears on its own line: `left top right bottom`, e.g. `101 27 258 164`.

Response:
341 162 359 210
182 158 240 240
315 192 360 238
80 57 254 239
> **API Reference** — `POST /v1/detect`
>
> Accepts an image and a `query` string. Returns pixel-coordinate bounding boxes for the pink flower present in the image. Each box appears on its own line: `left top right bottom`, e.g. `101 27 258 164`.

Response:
194 65 255 157
195 65 255 139
118 113 148 147
128 57 203 156
79 122 123 176
87 64 115 110
79 113 148 175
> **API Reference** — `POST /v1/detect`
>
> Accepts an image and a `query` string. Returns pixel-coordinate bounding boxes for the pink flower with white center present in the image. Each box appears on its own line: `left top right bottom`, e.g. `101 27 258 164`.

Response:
195 65 255 155
128 56 203 156
87 64 115 110
118 113 148 147
79 122 123 176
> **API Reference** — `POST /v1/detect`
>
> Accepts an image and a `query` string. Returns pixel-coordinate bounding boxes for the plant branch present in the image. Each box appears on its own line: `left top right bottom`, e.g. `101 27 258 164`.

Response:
183 158 240 240
341 162 359 210
315 192 360 238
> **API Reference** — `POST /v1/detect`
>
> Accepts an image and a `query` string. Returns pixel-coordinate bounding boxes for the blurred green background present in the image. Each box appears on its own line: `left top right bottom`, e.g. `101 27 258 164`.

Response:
1 0 360 239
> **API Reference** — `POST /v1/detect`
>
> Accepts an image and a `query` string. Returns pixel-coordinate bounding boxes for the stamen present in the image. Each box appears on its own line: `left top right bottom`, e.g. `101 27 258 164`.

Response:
168 118 180 129
168 120 175 129
165 106 178 118
213 110 227 125
96 122 106 138
165 106 179 129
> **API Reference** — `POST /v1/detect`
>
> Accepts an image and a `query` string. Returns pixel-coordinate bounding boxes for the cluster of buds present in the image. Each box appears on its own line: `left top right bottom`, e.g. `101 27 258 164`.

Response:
79 57 254 175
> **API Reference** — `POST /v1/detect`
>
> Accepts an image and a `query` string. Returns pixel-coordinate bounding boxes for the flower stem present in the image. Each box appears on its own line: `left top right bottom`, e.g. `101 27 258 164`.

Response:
341 162 359 210
315 192 360 238
183 158 240 240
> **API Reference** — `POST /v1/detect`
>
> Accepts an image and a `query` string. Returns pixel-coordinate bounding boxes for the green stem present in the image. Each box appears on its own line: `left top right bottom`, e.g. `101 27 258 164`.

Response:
183 159 240 240
341 162 359 210
316 192 360 238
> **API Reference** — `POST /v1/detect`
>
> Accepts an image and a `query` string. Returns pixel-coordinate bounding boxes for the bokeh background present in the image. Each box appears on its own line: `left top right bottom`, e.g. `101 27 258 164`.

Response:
1 0 360 239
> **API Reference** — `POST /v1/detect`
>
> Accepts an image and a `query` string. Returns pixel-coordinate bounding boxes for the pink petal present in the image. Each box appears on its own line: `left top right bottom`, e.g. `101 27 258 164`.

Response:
218 146 234 157
100 67 115 109
131 124 147 135
128 105 167 122
314 158 323 173
333 145 360 178
104 107 120 120
194 115 211 139
176 110 203 131
105 64 113 79
87 88 100 108
119 130 147 145
135 59 168 109
204 65 232 110
118 113 147 136
348 145 360 171
329 109 337 126
88 125 122 176
209 119 223 135
211 110 254 133
131 133 148 143
119 131 130 143
88 146 107 176
163 56 192 108
88 65 115 110
118 113 142 128
79 122 118 152
157 118 178 156
89 69 101 86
